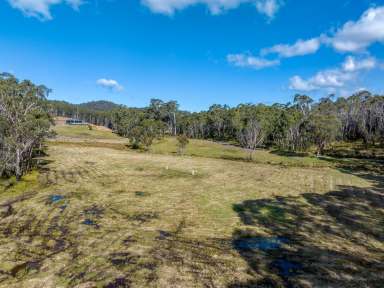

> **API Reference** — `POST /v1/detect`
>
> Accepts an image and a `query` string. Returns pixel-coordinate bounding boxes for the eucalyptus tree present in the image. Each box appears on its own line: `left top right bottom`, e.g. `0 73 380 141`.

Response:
237 118 264 160
0 73 52 180
307 97 341 156
148 99 179 136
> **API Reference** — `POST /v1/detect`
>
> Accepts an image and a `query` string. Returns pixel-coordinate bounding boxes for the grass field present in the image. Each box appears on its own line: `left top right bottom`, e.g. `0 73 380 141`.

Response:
0 125 383 287
53 125 126 143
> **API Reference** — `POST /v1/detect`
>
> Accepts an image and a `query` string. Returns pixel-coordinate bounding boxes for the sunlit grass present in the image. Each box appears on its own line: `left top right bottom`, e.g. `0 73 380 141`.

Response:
151 137 330 168
52 125 122 141
0 170 39 201
0 125 381 287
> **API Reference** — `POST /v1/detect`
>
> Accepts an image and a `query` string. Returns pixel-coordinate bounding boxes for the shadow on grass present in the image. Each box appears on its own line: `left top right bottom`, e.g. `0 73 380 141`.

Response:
230 185 384 287
219 155 247 162
320 156 384 189
270 150 310 158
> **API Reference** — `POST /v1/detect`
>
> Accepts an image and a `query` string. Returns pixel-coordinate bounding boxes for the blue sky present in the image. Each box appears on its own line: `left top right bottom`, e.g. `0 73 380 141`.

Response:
1 0 383 111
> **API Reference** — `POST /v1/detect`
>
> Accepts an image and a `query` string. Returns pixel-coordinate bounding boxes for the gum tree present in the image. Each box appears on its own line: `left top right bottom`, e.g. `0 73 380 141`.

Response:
0 73 52 180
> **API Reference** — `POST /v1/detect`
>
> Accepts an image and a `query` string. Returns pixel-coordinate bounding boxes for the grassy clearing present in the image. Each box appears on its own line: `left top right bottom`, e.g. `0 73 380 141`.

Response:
52 125 125 143
152 137 330 168
0 125 383 287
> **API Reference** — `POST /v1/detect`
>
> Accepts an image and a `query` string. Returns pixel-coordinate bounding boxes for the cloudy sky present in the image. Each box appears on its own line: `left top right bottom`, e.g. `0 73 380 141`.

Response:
1 0 383 110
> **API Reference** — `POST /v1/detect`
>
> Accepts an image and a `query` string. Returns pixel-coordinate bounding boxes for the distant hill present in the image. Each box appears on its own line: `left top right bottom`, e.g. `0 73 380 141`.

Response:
48 100 125 127
78 100 123 111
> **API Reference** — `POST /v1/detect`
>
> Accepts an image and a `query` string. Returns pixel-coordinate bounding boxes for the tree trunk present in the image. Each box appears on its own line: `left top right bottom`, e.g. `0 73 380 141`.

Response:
248 150 254 161
15 149 22 181
317 142 325 157
173 112 177 136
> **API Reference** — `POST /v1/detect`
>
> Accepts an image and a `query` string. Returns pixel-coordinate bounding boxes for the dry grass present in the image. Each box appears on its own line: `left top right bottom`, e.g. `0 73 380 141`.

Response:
0 126 383 287
52 124 126 144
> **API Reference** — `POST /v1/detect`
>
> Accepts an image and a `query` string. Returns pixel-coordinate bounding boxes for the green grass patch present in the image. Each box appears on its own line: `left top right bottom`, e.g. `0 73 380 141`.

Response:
53 125 121 140
0 170 40 201
151 137 330 168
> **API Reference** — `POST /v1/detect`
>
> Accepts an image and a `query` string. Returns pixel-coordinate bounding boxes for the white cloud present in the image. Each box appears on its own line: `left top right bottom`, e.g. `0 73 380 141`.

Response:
289 70 353 91
289 76 315 91
257 6 384 62
289 56 376 91
142 0 282 18
229 36 320 70
8 0 82 20
255 0 282 19
262 37 321 58
227 53 280 69
331 6 384 52
8 0 283 20
342 56 376 72
96 78 124 92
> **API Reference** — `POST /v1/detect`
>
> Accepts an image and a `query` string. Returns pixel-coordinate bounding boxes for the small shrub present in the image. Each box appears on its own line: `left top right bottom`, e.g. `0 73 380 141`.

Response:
177 135 189 155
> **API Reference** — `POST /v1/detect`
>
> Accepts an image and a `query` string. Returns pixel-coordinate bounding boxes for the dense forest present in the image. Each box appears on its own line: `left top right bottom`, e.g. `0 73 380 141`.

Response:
50 92 384 155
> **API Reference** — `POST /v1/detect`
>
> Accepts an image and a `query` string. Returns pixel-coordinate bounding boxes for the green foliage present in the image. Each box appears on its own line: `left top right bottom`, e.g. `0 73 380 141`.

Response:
58 88 384 156
307 98 342 155
0 73 52 180
128 119 165 150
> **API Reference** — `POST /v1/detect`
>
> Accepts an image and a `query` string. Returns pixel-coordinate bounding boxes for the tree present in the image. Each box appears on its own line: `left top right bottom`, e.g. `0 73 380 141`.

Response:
148 99 179 136
127 119 164 150
293 94 313 117
307 98 341 156
177 134 189 155
0 73 52 180
237 119 264 160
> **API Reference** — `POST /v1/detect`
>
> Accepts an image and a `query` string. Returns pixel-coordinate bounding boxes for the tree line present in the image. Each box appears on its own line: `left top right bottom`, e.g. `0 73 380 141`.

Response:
2 72 383 179
49 92 384 156
48 100 121 128
106 93 384 156
3 70 382 180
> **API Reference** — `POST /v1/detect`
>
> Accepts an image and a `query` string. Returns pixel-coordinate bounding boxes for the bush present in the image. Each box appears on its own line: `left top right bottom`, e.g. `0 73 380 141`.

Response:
177 135 189 155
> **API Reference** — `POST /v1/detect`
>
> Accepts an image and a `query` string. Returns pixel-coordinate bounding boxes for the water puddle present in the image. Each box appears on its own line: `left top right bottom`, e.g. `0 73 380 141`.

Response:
82 219 99 229
135 191 150 197
49 195 64 204
233 237 289 251
272 259 302 277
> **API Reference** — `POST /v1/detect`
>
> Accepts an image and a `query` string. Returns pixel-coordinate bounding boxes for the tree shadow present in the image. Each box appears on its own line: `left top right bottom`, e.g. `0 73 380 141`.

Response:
320 156 384 190
230 186 384 287
270 150 310 158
